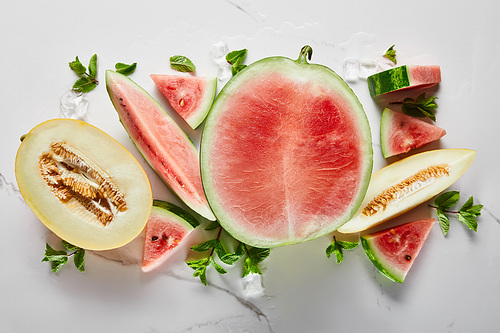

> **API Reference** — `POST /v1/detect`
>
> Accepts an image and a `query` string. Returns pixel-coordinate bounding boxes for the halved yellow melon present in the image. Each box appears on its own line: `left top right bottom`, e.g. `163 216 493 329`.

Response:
338 149 476 234
15 119 152 250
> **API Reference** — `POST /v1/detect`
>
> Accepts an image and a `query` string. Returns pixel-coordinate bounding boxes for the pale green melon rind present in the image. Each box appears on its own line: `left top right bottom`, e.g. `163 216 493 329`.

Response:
380 108 393 158
152 199 199 228
105 70 216 221
149 205 196 232
186 77 217 129
361 236 405 283
201 56 373 248
367 66 410 97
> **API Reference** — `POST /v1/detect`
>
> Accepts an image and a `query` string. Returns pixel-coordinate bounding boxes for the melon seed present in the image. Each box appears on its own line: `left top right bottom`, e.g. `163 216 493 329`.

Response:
362 165 450 216
38 142 127 226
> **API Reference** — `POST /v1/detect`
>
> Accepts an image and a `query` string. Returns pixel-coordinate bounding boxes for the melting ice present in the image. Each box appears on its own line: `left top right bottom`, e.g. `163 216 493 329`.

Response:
60 90 88 120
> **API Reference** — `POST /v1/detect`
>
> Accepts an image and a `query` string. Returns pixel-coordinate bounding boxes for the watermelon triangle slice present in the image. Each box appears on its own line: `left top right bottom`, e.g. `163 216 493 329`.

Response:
151 74 217 129
380 108 446 158
361 218 434 283
142 200 199 272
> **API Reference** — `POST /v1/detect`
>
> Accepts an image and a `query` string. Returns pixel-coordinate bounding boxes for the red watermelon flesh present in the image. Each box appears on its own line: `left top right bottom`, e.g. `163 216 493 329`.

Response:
380 108 446 158
201 50 373 248
151 74 216 129
142 201 198 272
106 70 216 221
361 218 435 283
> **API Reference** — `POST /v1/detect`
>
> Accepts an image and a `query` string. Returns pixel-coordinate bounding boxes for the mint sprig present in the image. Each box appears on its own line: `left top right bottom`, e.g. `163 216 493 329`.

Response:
69 54 98 93
170 55 196 72
430 191 483 235
226 49 247 75
42 240 85 272
384 44 397 64
186 223 270 285
115 62 137 76
400 93 438 121
326 236 359 264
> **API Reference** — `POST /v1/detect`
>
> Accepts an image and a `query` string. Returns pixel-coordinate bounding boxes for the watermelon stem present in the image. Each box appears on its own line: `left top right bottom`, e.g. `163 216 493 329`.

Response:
296 45 313 65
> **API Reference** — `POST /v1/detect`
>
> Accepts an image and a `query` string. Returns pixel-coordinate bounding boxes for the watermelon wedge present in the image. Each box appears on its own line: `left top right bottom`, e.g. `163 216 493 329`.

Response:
151 74 217 129
142 200 199 272
367 65 441 96
361 218 435 283
380 108 446 158
105 70 216 221
201 46 373 248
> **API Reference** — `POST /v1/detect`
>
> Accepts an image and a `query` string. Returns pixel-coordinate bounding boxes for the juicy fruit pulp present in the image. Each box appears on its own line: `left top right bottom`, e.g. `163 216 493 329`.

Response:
201 47 373 248
367 65 441 96
105 70 215 221
15 119 152 250
361 218 434 283
380 108 446 158
142 200 199 272
151 74 217 129
338 149 476 234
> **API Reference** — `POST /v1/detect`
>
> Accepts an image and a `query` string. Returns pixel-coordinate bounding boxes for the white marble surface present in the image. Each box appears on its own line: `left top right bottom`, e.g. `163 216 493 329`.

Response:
1 1 500 332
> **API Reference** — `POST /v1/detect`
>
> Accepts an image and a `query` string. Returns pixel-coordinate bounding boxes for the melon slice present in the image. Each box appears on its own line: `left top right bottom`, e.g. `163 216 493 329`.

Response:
361 218 434 283
142 200 199 272
201 46 373 248
367 65 441 97
380 108 446 158
15 119 152 250
105 70 215 221
338 149 475 234
151 74 217 129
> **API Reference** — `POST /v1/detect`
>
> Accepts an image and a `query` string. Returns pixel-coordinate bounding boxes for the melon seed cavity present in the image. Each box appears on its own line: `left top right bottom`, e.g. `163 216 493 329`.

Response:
38 142 127 226
362 165 450 216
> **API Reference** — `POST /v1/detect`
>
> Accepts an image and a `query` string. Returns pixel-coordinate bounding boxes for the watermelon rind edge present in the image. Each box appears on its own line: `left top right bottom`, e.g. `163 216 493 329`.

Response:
152 199 200 228
361 236 404 283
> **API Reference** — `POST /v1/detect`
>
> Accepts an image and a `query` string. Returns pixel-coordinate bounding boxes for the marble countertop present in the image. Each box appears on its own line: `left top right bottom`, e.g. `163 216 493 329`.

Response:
2 1 499 332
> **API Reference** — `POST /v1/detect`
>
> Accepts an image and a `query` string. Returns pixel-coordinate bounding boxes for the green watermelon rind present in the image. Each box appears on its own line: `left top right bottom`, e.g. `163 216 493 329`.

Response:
152 200 200 228
201 55 373 248
380 107 393 158
361 236 405 283
186 77 217 129
367 65 410 96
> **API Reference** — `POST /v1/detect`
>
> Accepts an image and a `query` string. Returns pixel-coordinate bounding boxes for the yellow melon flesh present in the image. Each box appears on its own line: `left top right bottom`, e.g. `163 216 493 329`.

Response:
15 119 152 250
338 149 476 234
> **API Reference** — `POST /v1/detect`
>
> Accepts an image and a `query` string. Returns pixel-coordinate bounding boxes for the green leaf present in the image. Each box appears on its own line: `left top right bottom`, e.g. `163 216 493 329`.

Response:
457 212 478 231
247 247 270 263
186 258 209 269
467 204 483 216
243 257 262 277
219 243 245 265
51 258 68 272
88 54 97 79
435 191 460 210
401 93 438 121
73 249 85 272
204 220 220 231
226 49 247 65
73 76 97 93
62 240 80 251
69 56 86 76
213 239 227 259
337 241 359 250
170 55 196 72
437 209 450 235
210 257 227 274
115 62 137 76
191 239 218 252
231 63 247 76
192 266 207 286
325 242 336 259
384 45 397 64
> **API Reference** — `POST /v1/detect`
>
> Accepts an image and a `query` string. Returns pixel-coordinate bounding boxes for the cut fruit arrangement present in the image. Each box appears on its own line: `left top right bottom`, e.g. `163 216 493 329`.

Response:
15 45 479 284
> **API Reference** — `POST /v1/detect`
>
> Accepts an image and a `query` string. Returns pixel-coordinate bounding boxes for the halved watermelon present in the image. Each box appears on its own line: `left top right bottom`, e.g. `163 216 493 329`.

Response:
142 200 199 272
201 46 373 248
380 108 446 158
367 65 441 96
105 70 216 221
151 74 217 129
361 218 435 283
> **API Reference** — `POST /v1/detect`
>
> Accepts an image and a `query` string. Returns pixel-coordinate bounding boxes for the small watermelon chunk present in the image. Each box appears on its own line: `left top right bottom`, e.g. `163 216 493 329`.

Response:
151 74 217 129
380 108 446 158
142 200 199 272
367 65 441 96
361 218 434 283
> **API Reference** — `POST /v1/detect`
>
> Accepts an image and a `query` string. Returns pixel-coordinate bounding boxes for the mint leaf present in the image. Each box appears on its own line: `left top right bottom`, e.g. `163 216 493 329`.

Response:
192 265 208 286
231 63 247 76
226 49 247 65
191 239 218 252
69 56 86 76
88 54 97 79
384 45 397 64
115 62 137 76
437 209 450 235
435 191 460 210
62 240 79 251
42 243 69 272
170 55 196 72
401 93 438 121
326 238 358 264
247 247 270 263
210 257 227 274
204 220 220 231
457 212 478 231
73 249 85 272
243 256 262 277
73 77 97 93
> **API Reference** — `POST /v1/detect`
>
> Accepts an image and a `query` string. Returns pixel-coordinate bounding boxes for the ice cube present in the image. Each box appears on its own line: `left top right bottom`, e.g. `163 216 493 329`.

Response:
242 273 264 296
359 59 378 79
343 59 359 83
60 90 88 120
210 41 232 82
